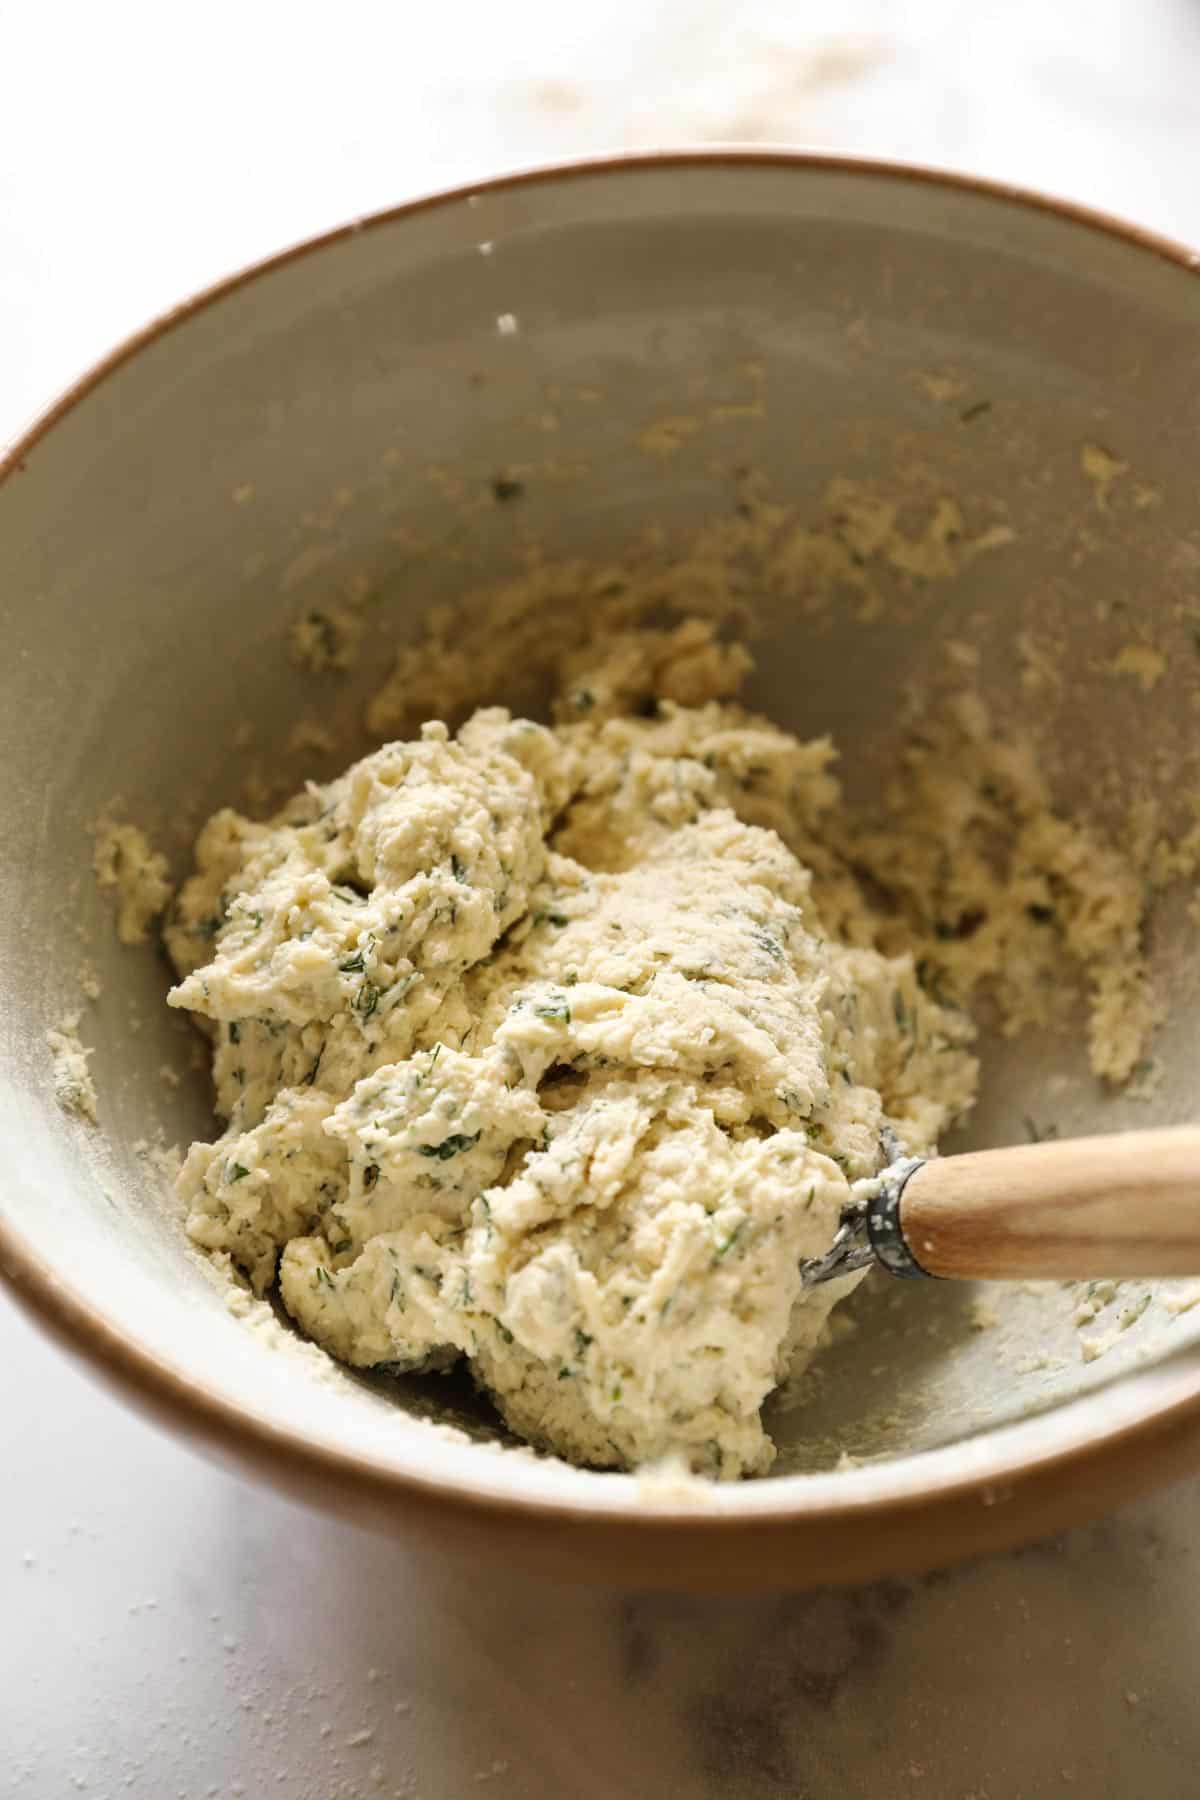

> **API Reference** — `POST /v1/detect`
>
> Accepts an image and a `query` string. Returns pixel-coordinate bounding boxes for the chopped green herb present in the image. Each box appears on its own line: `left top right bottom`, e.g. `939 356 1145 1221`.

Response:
497 1323 514 1345
450 853 469 884
892 990 910 1032
574 1328 593 1356
329 1238 353 1255
228 1163 250 1184
713 1221 746 1262
227 1021 241 1044
1023 1116 1059 1144
491 474 524 503
417 1131 481 1161
303 1047 323 1087
356 981 381 1021
363 1162 380 1191
916 959 953 1008
339 950 365 973
564 969 579 987
959 399 992 424
313 1265 335 1291
533 909 569 928
533 996 571 1024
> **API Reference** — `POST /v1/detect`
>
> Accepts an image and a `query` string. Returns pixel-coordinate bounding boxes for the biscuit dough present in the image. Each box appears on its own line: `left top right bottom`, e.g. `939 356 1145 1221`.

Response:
167 624 979 1477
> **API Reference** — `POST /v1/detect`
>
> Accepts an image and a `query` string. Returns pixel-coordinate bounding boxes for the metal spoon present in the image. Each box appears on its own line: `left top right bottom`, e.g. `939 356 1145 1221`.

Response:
801 1126 1200 1286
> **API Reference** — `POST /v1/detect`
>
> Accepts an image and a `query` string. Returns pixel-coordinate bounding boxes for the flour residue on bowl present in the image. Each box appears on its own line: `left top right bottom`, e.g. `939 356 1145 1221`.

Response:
45 1014 99 1123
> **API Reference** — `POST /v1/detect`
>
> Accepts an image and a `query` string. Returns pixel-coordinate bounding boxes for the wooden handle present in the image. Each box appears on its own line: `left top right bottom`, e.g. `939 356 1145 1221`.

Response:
899 1127 1200 1280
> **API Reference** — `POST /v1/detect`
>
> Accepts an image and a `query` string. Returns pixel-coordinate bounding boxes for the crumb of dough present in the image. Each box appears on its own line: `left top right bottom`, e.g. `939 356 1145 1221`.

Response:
46 1015 98 1122
1079 1289 1151 1360
167 621 979 1480
915 371 964 405
1073 1278 1119 1326
634 415 704 458
943 638 980 673
1016 631 1063 696
78 963 102 1003
1164 1282 1200 1316
287 718 339 757
288 602 364 673
92 817 173 944
1080 442 1127 511
968 1298 1001 1331
159 1064 182 1089
1106 644 1167 691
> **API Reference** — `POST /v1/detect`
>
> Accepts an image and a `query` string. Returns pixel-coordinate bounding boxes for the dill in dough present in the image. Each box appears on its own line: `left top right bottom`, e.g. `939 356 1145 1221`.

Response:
166 623 982 1478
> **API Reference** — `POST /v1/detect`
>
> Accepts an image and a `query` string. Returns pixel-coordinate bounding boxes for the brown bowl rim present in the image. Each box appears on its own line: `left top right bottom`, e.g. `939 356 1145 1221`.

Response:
4 147 1200 1575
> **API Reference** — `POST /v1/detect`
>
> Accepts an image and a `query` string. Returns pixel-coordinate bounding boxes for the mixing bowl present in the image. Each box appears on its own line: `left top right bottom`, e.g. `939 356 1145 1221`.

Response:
4 152 1200 1589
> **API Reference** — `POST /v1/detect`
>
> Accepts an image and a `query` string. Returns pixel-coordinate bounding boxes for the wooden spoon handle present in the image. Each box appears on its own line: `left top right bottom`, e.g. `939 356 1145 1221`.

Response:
894 1126 1200 1280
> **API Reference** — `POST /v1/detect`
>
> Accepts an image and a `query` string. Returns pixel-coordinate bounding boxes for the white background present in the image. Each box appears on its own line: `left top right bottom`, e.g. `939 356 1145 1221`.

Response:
7 4 1200 1796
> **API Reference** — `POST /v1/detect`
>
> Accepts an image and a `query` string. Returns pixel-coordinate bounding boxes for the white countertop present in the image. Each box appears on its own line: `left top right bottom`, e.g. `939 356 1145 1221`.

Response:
6 4 1200 1795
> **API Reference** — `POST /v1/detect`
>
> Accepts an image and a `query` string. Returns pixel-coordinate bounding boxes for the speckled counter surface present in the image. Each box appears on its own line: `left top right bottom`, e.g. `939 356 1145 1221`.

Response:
6 4 1200 1796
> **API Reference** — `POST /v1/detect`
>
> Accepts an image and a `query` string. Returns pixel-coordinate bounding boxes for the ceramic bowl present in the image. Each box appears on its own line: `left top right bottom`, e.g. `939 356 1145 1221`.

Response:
5 152 1200 1589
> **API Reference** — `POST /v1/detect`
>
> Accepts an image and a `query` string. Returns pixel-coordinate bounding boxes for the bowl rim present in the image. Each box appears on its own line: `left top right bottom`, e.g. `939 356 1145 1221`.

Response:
5 146 1200 1573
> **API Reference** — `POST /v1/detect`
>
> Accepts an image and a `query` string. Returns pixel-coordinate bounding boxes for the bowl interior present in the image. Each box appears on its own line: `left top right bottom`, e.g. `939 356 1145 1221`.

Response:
5 157 1200 1512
